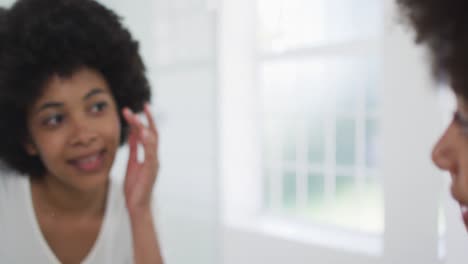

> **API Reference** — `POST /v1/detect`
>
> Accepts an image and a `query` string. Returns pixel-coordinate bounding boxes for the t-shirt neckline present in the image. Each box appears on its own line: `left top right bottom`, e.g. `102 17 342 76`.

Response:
23 177 115 264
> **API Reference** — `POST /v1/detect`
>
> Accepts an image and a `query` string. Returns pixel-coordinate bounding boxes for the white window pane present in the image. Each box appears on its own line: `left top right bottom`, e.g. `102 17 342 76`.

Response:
336 118 356 166
365 64 381 113
261 55 378 115
308 172 325 206
262 118 298 162
324 0 382 41
283 170 297 209
282 120 297 162
365 118 379 168
307 117 325 164
263 169 272 209
302 174 383 234
258 0 382 51
258 0 383 237
260 55 383 234
262 119 281 163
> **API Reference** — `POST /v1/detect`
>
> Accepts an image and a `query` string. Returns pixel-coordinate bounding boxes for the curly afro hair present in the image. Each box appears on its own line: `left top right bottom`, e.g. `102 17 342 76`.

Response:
0 0 151 177
397 0 468 97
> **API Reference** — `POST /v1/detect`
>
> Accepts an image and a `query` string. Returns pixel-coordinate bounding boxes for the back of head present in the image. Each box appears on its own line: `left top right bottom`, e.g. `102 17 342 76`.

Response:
398 0 468 96
0 6 7 47
0 7 6 19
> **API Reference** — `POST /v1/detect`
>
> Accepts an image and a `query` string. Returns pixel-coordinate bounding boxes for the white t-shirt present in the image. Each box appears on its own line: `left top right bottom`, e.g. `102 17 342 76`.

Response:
0 171 134 263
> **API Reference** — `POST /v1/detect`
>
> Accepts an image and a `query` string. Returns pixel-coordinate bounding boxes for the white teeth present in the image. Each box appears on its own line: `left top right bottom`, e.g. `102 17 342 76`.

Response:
76 154 99 164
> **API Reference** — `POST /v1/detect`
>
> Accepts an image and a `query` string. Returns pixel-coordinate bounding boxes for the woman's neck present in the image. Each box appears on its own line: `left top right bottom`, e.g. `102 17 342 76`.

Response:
31 175 109 219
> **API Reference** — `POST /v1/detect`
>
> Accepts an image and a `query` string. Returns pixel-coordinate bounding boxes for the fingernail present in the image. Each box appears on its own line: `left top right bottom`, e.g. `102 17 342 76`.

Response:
123 108 132 116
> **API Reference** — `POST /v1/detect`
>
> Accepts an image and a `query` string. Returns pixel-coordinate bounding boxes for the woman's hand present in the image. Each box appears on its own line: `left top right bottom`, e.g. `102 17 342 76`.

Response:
122 103 159 215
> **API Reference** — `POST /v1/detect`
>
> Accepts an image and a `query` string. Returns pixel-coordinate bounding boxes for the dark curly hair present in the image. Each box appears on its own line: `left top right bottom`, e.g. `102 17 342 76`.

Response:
0 0 151 177
397 0 468 98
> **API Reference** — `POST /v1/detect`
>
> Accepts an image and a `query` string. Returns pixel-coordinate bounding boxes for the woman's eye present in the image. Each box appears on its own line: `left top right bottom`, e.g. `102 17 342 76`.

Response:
454 111 468 131
91 101 108 113
43 114 64 127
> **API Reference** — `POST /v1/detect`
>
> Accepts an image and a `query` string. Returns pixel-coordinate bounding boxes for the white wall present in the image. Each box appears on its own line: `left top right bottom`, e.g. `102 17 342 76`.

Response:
101 1 221 264
382 1 468 263
382 1 441 263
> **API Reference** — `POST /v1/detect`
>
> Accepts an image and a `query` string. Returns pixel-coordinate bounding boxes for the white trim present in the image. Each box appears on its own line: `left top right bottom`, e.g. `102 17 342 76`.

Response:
218 0 263 223
228 216 383 256
259 39 381 61
296 120 309 208
324 85 337 202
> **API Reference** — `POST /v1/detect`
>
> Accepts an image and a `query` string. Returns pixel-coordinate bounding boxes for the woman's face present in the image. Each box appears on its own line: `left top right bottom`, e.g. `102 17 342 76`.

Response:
25 67 121 192
432 95 468 230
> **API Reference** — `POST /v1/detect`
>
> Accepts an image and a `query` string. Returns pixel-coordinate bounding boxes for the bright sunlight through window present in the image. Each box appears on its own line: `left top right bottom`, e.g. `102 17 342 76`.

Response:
258 0 384 234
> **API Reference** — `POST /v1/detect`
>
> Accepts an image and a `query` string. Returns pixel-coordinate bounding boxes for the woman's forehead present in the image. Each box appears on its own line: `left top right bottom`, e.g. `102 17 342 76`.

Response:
36 68 110 101
29 68 112 114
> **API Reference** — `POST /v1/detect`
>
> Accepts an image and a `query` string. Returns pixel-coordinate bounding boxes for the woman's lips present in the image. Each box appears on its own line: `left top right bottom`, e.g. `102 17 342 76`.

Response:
461 205 468 232
68 150 106 172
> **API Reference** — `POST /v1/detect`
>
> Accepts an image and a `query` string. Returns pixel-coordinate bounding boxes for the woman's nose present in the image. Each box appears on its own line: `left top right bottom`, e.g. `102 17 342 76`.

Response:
69 117 98 146
432 123 457 171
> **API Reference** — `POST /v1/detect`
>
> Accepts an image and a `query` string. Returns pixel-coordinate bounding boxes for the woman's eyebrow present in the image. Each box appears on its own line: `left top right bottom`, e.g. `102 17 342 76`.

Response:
34 88 107 114
83 88 106 100
35 102 63 114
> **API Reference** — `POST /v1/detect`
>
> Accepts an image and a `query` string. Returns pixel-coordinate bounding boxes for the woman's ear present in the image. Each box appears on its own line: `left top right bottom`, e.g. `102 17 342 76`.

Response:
24 138 38 156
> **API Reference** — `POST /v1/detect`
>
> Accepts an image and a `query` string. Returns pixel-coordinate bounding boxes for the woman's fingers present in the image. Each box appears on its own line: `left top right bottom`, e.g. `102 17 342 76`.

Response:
122 105 158 168
127 128 138 165
144 103 157 133
123 108 145 137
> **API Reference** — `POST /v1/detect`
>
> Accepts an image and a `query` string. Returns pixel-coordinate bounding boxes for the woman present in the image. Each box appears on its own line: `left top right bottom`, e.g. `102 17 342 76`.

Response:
0 0 163 263
398 0 468 230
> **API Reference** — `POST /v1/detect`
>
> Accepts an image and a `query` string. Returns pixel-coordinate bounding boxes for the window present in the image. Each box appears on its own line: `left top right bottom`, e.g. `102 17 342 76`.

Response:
258 0 384 234
220 0 449 262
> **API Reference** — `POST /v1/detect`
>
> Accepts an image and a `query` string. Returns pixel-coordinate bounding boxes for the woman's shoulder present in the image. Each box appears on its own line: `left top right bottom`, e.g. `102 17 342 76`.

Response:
0 169 28 235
